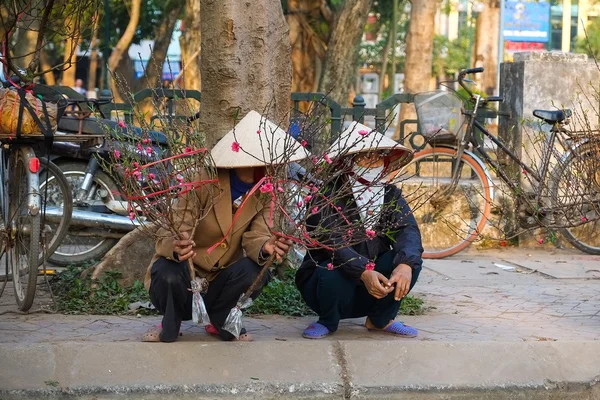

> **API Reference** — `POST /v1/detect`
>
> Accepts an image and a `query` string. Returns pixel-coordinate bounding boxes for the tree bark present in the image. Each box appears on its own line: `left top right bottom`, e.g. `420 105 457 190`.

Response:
108 0 142 102
389 0 398 93
87 14 100 92
288 0 325 94
394 0 439 141
199 0 292 146
317 0 372 106
61 16 79 87
474 0 500 95
179 0 201 90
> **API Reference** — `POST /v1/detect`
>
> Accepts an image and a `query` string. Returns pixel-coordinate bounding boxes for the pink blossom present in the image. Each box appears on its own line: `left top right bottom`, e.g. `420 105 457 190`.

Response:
113 150 121 160
337 206 342 211
277 186 285 193
365 262 375 271
133 171 142 179
132 162 139 168
259 183 274 193
304 195 312 202
118 120 126 129
8 136 12 140
297 200 303 208
366 229 376 240
312 206 319 214
142 138 150 144
581 216 588 222
323 154 332 164
312 186 319 193
301 140 307 147
347 229 354 236
311 156 319 164
146 147 153 154
367 188 372 192
137 143 143 151
176 175 184 183
359 196 364 201
327 263 334 271
129 212 135 221
231 141 240 152
358 129 369 136
185 147 192 153
256 130 261 135
538 238 544 244
367 210 373 215
522 169 527 174
148 173 156 180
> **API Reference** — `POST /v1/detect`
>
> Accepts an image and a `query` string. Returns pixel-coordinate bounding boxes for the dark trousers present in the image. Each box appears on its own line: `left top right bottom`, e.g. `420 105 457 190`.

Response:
299 251 421 332
149 256 268 342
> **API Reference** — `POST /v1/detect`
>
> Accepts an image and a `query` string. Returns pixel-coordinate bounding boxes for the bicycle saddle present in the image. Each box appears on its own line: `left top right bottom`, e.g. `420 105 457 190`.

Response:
532 109 572 124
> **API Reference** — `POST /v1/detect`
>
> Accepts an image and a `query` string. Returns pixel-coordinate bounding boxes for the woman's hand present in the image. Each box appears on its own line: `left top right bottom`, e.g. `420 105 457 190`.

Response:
262 235 293 263
173 231 196 261
361 270 393 299
386 264 412 301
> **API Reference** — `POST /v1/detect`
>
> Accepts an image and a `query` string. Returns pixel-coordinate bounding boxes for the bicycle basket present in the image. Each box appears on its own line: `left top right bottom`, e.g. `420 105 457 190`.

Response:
414 90 464 139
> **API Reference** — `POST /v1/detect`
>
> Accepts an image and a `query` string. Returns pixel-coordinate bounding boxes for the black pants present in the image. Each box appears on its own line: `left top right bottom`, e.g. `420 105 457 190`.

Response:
149 256 268 342
299 251 421 332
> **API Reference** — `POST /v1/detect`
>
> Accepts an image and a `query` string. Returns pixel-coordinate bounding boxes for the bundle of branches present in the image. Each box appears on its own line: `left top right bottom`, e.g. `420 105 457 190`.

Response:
97 84 219 324
1 0 100 83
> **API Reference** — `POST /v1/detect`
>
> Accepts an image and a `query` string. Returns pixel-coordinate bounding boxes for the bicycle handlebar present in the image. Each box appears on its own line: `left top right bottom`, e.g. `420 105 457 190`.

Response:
462 67 484 75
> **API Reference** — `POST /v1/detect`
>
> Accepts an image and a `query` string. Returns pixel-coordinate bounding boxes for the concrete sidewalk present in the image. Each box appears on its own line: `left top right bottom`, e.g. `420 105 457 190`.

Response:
0 248 599 399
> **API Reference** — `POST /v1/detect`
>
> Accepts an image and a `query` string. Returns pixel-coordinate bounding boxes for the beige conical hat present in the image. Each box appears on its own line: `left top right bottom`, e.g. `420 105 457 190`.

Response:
328 121 413 171
210 110 310 168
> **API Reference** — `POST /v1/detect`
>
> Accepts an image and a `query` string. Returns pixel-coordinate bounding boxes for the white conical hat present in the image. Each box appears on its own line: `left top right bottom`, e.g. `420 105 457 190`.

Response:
211 110 310 168
328 121 413 171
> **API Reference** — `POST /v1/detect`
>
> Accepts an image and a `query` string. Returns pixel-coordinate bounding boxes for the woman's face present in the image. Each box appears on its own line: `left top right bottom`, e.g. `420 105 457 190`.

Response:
354 152 384 169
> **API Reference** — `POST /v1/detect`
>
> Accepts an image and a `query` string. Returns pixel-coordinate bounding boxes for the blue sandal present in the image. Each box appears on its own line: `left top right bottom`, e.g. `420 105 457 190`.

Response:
302 322 330 339
368 321 418 338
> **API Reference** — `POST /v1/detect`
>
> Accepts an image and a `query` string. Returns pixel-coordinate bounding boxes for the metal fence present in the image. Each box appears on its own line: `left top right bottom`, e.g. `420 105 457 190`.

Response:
47 86 498 146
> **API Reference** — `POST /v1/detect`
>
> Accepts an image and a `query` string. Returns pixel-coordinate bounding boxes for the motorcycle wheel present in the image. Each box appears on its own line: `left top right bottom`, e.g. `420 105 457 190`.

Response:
49 161 123 266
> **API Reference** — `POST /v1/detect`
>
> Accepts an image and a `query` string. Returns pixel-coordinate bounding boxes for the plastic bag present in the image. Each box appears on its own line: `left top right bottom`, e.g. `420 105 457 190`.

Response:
222 293 254 339
190 277 210 324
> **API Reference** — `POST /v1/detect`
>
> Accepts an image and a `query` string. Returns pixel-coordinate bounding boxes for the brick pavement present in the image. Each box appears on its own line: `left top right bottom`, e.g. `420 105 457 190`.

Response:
0 248 599 344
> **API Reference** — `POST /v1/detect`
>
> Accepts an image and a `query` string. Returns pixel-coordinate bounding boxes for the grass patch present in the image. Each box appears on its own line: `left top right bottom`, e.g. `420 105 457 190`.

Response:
51 265 154 315
52 265 426 317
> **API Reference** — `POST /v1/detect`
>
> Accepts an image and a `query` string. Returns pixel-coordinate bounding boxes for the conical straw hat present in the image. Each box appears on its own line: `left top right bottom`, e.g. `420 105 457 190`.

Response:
211 110 310 168
328 121 413 171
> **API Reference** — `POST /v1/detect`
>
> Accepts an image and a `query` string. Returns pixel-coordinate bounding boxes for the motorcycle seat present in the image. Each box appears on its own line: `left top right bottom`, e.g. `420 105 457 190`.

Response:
57 116 168 144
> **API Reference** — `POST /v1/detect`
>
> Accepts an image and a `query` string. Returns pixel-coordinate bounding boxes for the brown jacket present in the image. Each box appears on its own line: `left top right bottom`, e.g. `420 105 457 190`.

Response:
145 169 272 290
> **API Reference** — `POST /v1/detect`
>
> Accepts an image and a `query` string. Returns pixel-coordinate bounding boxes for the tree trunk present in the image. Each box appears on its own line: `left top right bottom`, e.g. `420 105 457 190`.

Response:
474 0 500 95
394 0 439 141
389 0 398 93
108 0 142 102
179 0 201 90
136 4 183 120
288 0 325 94
318 0 372 106
61 16 79 87
12 2 40 68
40 48 56 85
378 27 392 95
138 5 182 90
87 14 100 93
199 0 292 146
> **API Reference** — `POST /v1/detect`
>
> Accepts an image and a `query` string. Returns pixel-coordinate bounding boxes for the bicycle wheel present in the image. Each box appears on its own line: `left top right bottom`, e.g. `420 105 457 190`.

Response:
38 159 73 263
397 146 493 258
550 142 600 254
9 150 41 311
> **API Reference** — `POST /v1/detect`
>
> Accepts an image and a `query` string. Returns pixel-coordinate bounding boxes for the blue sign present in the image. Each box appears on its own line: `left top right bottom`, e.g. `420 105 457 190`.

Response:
503 0 551 43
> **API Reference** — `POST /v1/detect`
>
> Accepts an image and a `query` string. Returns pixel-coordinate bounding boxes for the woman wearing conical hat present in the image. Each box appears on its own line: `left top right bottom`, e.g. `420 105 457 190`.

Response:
143 111 308 342
295 121 424 339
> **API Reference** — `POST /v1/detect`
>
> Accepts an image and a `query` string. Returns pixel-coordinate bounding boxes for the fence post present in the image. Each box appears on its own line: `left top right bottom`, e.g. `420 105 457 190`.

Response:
351 95 366 123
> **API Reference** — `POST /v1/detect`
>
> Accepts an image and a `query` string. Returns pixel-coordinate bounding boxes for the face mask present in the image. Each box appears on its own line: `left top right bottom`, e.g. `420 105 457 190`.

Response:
352 164 384 183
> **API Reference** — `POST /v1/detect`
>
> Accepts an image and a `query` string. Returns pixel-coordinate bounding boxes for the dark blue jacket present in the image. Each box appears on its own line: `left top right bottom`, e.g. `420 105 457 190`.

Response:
295 179 423 290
